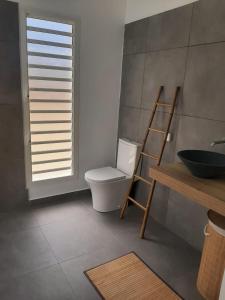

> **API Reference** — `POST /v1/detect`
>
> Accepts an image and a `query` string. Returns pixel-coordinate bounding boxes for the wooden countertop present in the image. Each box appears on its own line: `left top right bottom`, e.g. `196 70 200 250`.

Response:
149 163 225 217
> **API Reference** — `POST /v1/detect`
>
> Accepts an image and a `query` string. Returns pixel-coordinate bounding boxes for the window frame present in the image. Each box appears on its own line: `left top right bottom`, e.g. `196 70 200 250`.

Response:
19 8 80 192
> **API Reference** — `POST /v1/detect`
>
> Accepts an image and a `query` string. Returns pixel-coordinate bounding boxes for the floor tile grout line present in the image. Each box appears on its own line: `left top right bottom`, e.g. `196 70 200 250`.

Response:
34 203 93 228
38 222 81 297
35 208 131 266
0 204 102 280
37 205 107 265
0 224 41 237
39 224 63 266
57 262 79 299
57 249 111 299
0 259 59 284
36 211 93 228
56 252 89 265
0 216 61 282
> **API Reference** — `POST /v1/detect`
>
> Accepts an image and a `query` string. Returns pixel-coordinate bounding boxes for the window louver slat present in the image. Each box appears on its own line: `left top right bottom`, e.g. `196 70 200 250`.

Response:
31 141 72 152
28 43 72 57
26 26 73 37
28 39 73 49
31 139 71 145
29 91 72 100
32 169 72 181
26 17 74 182
32 151 72 162
29 65 72 71
28 55 72 68
27 18 72 33
32 161 72 172
27 30 72 44
30 102 72 111
29 80 72 90
31 122 72 132
28 68 72 79
28 52 72 60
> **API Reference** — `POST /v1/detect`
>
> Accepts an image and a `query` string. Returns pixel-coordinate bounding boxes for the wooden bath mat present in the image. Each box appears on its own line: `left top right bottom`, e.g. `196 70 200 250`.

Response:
84 252 182 300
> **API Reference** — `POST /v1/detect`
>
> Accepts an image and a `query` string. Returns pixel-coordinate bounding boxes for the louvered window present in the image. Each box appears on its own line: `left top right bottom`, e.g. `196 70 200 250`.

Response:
26 17 74 182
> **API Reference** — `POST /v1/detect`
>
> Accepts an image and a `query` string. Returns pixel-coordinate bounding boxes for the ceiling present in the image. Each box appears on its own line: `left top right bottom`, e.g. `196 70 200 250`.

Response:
125 0 198 23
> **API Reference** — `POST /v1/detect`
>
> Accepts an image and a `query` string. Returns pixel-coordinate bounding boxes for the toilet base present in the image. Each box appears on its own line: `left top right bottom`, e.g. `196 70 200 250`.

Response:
88 178 131 212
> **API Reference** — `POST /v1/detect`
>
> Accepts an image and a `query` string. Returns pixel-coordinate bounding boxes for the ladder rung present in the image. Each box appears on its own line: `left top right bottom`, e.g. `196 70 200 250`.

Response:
157 102 172 107
141 152 159 160
134 175 152 186
120 86 180 239
149 128 166 134
128 197 146 211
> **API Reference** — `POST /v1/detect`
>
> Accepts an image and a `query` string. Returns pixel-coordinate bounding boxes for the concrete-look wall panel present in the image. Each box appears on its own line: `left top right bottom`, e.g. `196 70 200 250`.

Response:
0 1 19 42
0 105 25 160
0 41 21 105
0 1 26 211
146 4 193 52
175 115 225 157
190 0 225 45
120 54 146 108
166 190 208 250
118 106 140 142
182 43 225 121
0 158 27 210
124 18 148 55
141 48 188 110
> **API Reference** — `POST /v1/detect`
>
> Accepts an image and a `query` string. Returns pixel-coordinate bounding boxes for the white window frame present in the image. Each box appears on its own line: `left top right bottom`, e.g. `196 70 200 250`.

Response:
19 8 80 199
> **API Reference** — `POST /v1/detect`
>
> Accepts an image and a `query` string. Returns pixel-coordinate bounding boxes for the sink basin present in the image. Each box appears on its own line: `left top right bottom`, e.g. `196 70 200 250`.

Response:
177 150 225 178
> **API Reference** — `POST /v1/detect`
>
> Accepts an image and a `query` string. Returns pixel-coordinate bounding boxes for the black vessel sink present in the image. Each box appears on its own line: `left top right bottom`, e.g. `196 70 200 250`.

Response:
177 150 225 178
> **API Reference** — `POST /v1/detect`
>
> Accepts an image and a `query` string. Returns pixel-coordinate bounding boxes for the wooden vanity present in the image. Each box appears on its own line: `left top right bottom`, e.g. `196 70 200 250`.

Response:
149 163 225 299
149 162 225 216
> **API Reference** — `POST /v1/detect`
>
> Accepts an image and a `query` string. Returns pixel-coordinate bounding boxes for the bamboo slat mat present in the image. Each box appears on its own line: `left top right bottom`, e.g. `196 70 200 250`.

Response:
84 252 182 300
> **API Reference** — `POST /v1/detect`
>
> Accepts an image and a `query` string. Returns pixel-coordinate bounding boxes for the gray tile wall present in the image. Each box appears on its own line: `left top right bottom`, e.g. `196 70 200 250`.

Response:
0 1 27 210
118 0 225 250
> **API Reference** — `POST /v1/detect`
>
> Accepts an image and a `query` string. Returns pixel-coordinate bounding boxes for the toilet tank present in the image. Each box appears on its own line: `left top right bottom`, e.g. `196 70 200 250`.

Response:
116 139 141 176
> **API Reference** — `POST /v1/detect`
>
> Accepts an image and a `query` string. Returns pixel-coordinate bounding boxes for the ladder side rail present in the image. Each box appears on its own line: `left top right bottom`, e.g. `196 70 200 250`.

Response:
157 87 180 166
140 180 157 237
134 85 164 176
120 86 164 219
139 86 180 238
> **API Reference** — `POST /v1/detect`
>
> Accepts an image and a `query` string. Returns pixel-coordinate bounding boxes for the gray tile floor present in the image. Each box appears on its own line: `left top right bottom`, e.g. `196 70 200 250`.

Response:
0 190 203 300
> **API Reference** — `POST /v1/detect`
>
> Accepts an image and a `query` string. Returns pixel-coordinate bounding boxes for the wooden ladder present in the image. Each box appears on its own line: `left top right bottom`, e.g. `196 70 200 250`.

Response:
120 85 180 238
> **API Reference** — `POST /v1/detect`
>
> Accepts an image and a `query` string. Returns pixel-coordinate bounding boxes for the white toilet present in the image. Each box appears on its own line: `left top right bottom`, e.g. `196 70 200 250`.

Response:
85 139 141 212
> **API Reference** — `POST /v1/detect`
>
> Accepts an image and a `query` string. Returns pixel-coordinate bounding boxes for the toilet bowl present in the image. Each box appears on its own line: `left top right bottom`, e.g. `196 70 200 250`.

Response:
85 139 141 212
85 167 131 212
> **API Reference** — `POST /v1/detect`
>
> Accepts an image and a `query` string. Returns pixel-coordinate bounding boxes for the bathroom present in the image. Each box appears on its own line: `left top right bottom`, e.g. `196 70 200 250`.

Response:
0 0 225 299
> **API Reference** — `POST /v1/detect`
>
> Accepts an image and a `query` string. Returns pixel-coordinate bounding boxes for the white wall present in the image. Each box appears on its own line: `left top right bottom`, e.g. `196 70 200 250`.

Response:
13 0 126 198
126 0 198 23
10 0 198 199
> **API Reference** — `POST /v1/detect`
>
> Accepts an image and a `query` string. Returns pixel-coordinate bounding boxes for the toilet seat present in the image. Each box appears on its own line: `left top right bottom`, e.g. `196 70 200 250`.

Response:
85 167 126 183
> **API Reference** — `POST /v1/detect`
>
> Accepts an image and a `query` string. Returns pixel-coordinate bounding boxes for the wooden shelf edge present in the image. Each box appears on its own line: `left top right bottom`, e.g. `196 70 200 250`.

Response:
150 165 225 217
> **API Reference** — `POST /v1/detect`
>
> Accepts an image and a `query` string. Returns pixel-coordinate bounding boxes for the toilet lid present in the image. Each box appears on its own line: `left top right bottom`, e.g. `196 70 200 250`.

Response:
85 167 126 183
